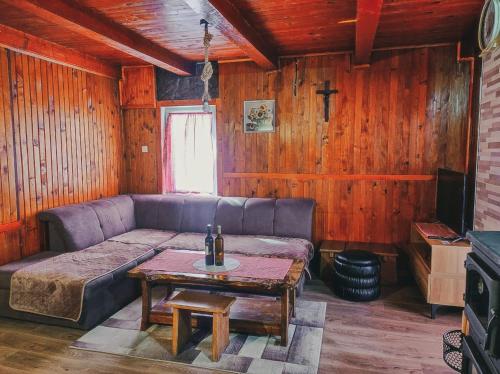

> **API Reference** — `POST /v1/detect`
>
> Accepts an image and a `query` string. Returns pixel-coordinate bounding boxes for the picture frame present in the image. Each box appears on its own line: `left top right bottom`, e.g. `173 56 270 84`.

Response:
243 100 275 133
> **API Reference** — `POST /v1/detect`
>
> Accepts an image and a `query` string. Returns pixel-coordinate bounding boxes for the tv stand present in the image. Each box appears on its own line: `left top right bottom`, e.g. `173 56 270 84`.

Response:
404 223 471 319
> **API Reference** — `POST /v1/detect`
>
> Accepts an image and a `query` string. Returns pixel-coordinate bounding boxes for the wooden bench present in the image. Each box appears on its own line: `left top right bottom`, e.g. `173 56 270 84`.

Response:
167 291 236 361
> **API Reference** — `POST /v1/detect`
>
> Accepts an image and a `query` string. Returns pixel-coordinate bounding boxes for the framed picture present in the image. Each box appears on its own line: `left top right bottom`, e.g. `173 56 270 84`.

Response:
244 100 275 133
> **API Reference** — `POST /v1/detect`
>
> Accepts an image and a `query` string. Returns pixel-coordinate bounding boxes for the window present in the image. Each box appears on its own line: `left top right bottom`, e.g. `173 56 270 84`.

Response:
162 106 217 194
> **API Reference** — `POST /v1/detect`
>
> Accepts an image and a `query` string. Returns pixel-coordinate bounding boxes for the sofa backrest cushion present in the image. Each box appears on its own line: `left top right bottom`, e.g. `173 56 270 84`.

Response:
106 195 136 231
215 197 247 235
157 195 184 231
242 198 276 236
38 204 104 251
132 194 184 231
133 195 162 229
181 195 219 233
37 194 316 253
274 198 315 240
86 200 126 240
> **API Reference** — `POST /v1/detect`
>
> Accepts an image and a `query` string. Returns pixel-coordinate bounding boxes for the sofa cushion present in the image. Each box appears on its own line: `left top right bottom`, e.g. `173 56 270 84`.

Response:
87 199 127 240
243 198 276 236
132 194 184 231
133 195 162 229
215 197 247 235
9 240 154 322
157 195 184 231
180 195 219 233
274 198 315 241
108 229 178 248
84 243 155 289
159 232 314 265
38 204 104 251
105 195 136 231
0 251 62 290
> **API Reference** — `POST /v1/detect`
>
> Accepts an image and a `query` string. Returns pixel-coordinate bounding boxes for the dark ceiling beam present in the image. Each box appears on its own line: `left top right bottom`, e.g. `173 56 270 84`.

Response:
183 0 278 70
0 24 120 79
355 0 383 65
7 0 195 76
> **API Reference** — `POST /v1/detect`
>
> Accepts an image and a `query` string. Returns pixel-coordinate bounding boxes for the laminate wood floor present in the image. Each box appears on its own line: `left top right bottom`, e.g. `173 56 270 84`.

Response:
0 278 460 374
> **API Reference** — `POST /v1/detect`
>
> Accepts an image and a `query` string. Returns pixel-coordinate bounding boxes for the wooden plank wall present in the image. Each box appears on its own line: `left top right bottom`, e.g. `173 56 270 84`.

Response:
122 108 160 193
120 66 156 108
0 48 19 264
219 46 469 244
122 46 470 244
0 47 122 265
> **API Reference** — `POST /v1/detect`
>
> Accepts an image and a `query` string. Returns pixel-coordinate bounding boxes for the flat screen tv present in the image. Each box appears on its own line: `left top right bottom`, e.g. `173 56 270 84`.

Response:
436 168 468 236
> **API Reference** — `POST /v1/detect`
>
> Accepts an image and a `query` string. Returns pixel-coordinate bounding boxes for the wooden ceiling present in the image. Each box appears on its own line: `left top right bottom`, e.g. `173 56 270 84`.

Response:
0 0 483 74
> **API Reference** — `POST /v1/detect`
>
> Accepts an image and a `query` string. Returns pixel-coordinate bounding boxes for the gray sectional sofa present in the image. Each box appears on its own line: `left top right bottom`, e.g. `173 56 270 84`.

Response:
0 194 315 330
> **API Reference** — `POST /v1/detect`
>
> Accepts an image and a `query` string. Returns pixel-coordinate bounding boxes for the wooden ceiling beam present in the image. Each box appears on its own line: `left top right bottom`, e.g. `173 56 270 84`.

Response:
0 24 120 79
7 0 195 76
183 0 278 70
355 0 383 65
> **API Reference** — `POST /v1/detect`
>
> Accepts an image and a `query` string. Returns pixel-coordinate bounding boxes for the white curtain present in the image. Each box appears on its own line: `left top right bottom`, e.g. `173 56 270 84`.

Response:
168 112 215 194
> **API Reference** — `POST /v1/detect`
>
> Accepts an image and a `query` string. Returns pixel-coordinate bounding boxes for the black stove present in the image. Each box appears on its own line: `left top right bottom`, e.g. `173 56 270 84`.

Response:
463 231 500 374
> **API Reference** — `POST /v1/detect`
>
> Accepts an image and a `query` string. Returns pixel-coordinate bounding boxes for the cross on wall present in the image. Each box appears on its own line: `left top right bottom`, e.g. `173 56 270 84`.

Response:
316 80 338 122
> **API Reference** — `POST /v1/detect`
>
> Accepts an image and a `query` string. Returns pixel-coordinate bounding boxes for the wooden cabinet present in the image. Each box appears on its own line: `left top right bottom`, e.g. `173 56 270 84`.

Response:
405 223 471 318
120 65 156 108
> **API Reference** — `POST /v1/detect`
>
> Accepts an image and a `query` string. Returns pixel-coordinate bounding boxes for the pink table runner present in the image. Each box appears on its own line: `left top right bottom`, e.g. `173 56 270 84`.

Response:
139 250 293 280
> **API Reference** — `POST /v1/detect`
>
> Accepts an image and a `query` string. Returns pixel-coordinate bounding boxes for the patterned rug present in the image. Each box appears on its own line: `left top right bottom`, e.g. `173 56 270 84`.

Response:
71 289 326 374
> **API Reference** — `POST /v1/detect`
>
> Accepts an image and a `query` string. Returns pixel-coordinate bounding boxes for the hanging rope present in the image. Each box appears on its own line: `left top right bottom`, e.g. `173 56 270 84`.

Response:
200 20 213 107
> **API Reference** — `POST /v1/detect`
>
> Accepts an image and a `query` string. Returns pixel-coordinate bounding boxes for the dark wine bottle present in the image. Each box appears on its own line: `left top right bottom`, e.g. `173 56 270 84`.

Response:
205 224 214 266
214 225 224 266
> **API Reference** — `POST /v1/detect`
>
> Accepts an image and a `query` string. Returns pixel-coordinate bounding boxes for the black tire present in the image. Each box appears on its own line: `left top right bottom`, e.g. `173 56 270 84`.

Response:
336 250 379 266
334 285 380 301
333 271 379 288
334 258 380 277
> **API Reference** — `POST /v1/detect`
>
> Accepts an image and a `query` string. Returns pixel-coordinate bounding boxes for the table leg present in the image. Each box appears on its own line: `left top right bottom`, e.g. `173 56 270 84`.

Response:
290 287 296 318
140 280 152 331
212 312 230 361
280 288 289 346
430 304 440 319
172 308 192 356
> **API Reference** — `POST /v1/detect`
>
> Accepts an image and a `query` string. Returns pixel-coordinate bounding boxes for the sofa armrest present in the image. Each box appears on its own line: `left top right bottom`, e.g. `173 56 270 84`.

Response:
38 204 104 252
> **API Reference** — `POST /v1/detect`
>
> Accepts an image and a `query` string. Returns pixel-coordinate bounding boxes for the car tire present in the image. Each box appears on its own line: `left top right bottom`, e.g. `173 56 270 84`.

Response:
334 258 380 277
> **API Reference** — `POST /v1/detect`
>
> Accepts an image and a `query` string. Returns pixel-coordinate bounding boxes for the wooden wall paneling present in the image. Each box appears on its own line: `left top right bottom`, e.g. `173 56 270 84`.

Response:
0 47 122 265
12 52 29 255
0 48 20 264
215 46 470 244
120 65 156 109
122 108 160 194
121 45 470 245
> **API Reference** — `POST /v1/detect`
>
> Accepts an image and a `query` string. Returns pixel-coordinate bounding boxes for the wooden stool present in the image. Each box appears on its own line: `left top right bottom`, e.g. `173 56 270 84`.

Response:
167 291 236 361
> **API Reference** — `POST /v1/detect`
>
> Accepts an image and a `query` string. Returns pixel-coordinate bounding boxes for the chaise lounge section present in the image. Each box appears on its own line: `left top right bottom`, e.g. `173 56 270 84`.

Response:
0 194 315 330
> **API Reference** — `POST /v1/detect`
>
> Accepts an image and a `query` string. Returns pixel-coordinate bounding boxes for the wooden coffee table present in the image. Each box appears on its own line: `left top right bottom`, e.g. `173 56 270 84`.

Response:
128 250 305 346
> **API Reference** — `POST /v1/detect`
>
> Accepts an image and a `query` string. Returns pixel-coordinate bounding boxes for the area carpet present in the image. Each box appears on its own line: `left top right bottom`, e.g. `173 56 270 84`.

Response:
70 289 326 374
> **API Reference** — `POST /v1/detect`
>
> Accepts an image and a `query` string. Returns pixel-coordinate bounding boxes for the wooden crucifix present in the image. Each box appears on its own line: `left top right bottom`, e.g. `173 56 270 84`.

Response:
316 80 338 122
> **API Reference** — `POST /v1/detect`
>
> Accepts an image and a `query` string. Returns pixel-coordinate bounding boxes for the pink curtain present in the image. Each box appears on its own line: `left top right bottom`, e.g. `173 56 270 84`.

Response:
162 113 175 193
